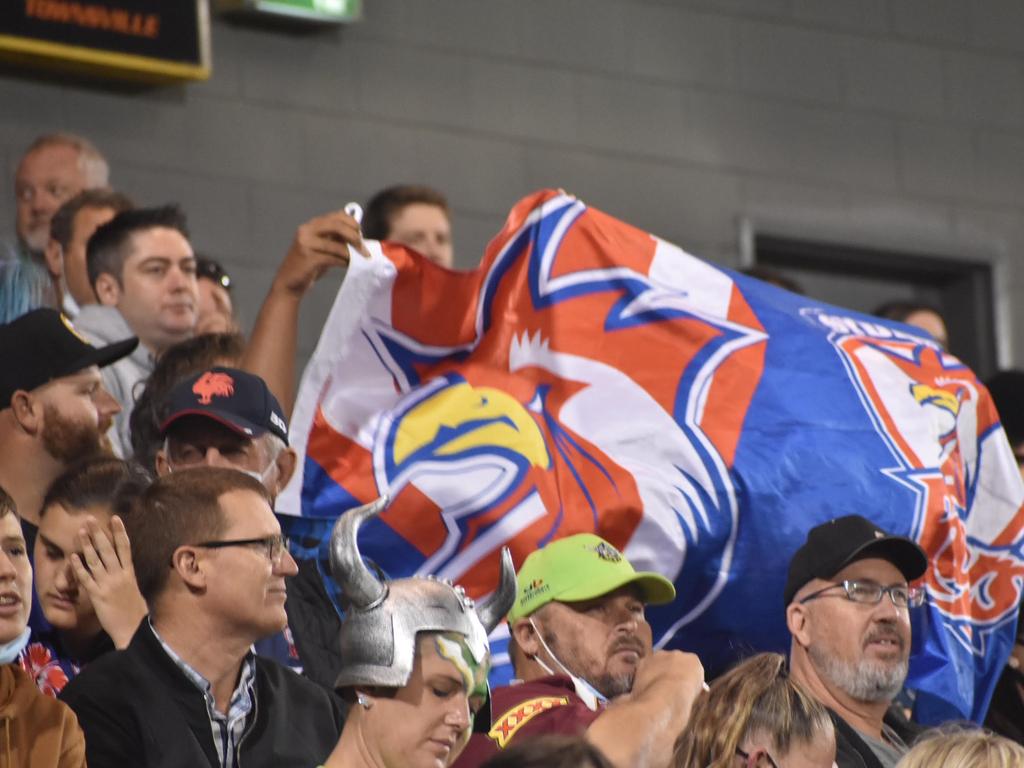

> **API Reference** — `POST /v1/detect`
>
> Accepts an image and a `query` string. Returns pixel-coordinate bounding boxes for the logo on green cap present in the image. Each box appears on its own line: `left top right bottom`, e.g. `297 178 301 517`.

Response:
591 542 622 562
522 578 550 602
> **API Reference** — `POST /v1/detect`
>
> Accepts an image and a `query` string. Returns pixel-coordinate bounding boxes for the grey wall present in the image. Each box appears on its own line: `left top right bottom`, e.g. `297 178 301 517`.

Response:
2 0 1023 367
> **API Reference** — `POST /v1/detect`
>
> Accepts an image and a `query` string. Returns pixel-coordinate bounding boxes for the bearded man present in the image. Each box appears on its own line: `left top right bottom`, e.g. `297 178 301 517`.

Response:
0 309 135 548
785 515 929 768
453 533 705 768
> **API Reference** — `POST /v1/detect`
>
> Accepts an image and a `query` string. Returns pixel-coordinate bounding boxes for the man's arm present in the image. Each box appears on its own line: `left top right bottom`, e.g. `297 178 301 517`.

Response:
585 650 705 768
242 211 366 417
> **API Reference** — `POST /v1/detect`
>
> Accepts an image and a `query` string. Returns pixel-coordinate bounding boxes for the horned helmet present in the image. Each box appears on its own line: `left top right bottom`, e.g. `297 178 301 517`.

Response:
330 496 516 690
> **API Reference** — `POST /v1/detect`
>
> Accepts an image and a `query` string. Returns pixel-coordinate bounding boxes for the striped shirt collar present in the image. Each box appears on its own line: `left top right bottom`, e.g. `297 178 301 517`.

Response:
150 619 258 768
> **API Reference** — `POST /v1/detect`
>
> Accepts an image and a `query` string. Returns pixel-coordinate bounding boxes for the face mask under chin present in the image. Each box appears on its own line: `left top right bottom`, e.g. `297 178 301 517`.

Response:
528 617 608 711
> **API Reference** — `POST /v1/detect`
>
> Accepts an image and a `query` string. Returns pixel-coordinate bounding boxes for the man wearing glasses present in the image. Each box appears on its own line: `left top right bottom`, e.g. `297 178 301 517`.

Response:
154 366 346 690
784 515 928 768
60 467 343 768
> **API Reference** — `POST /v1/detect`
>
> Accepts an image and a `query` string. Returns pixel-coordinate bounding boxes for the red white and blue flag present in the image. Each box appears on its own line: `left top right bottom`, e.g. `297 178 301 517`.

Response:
280 189 1024 723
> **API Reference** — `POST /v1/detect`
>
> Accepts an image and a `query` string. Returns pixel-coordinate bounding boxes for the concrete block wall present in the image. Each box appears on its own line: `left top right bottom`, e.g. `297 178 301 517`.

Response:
2 0 1023 367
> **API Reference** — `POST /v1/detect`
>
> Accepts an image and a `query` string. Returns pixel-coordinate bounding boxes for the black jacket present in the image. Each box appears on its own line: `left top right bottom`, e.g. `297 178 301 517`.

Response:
831 705 924 768
284 557 344 692
60 620 343 768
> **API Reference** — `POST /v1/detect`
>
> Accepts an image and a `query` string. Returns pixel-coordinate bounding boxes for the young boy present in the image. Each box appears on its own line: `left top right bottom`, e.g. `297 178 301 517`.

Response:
22 456 147 695
0 484 86 765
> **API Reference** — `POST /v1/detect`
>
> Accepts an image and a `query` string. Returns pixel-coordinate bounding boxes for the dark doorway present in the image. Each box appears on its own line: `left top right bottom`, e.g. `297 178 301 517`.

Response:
753 235 998 378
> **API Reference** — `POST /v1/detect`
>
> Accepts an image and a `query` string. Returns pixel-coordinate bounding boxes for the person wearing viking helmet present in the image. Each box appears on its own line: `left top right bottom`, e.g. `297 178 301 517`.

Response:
322 496 516 768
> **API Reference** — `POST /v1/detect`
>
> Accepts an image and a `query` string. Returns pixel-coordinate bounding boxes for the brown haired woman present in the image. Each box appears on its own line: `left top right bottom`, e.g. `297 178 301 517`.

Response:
674 652 837 768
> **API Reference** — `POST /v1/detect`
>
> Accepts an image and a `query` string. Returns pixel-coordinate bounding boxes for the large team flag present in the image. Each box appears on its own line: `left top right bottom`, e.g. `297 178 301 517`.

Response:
279 189 1024 724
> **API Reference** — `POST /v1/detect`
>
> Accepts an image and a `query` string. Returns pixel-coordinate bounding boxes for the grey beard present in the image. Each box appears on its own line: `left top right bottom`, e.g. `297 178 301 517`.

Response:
809 643 908 702
591 670 635 699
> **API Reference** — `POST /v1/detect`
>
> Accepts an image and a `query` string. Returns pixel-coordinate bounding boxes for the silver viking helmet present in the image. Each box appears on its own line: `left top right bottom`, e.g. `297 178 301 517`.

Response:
331 496 517 690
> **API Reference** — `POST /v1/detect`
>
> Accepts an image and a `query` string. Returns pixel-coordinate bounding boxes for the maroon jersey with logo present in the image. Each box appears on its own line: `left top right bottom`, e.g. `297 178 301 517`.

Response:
453 675 601 767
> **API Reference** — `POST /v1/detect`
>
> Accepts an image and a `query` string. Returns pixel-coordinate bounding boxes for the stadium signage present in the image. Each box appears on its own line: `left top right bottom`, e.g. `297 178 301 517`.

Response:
0 1 211 81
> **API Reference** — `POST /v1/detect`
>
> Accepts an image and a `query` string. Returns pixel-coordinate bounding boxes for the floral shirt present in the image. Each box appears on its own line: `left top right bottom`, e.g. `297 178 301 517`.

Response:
19 634 76 697
18 628 114 698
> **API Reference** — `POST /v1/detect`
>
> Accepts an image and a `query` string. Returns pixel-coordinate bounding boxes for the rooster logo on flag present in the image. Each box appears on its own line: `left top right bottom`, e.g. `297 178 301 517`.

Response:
282 189 1024 723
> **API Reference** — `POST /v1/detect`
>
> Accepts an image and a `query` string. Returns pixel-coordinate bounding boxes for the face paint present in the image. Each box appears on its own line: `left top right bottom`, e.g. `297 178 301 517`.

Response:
435 632 490 701
434 632 490 749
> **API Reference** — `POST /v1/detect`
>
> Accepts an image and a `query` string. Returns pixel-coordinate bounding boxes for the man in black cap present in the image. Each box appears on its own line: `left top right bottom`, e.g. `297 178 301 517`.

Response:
0 308 136 542
785 514 929 768
154 366 296 499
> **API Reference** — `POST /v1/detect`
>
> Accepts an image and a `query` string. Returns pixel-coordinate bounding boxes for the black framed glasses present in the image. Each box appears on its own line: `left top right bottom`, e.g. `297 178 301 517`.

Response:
735 747 780 768
193 535 284 565
799 579 924 608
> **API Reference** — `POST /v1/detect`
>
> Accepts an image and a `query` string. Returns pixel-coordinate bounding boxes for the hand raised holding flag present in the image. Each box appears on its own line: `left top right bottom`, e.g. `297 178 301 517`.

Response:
273 210 368 297
244 208 369 416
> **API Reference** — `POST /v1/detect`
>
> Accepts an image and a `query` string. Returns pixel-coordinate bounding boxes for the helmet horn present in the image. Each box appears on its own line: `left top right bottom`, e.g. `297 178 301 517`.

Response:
329 496 390 610
476 547 517 634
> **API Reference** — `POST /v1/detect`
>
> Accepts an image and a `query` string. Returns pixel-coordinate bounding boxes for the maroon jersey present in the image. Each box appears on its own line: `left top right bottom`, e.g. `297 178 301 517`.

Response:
453 675 602 766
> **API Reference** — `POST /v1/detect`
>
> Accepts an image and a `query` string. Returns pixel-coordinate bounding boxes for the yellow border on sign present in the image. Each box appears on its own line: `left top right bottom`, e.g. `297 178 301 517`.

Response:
0 34 209 80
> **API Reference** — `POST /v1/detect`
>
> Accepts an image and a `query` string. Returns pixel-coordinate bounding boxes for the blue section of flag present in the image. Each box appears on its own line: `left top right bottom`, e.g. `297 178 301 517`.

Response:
301 458 363 519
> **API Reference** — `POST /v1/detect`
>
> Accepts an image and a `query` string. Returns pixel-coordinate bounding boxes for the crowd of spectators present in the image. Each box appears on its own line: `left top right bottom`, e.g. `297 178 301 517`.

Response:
0 130 1020 768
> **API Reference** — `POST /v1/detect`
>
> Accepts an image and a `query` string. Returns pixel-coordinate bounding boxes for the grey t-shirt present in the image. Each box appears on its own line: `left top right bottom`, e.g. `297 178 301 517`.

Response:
73 304 153 458
854 724 908 768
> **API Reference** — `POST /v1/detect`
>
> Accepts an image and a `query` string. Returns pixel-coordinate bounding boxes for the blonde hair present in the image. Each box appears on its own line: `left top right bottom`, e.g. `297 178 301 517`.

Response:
24 132 109 187
673 653 833 768
895 726 1024 768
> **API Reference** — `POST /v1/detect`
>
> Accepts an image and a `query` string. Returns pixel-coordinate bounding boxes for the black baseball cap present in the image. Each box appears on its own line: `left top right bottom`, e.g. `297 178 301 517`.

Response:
0 309 137 407
784 514 928 606
160 366 288 444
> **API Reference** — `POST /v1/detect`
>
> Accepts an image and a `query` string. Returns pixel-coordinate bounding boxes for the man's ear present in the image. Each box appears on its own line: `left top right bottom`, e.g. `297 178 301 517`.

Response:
9 390 42 435
170 546 207 591
510 617 541 658
786 601 811 647
93 272 122 307
154 448 171 478
272 447 297 496
43 240 63 280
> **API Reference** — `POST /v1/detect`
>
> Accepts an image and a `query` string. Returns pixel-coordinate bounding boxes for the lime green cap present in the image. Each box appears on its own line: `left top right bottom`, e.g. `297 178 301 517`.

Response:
507 533 676 623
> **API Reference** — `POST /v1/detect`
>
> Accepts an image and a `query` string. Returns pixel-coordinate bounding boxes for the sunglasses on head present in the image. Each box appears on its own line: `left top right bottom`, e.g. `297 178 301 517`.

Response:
195 257 232 290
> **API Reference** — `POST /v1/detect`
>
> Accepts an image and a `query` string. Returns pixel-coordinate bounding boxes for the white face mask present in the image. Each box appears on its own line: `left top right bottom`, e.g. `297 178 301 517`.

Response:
0 627 31 665
241 461 275 487
528 618 607 711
